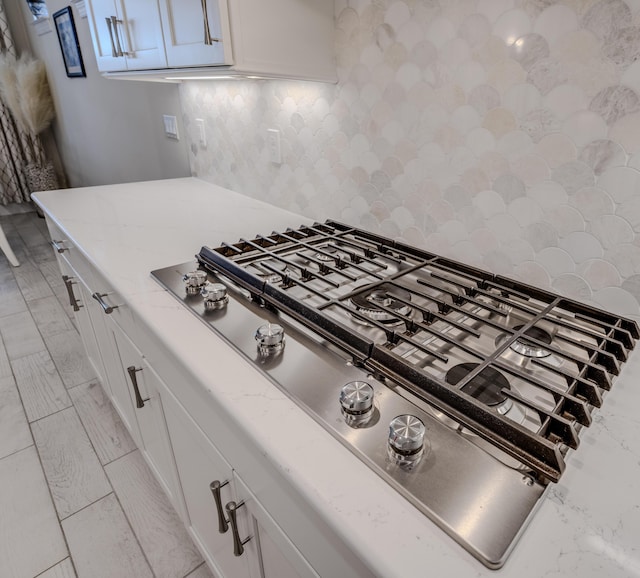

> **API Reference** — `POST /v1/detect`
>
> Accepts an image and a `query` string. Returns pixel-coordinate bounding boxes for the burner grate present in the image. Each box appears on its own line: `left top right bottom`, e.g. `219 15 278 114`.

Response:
197 220 638 482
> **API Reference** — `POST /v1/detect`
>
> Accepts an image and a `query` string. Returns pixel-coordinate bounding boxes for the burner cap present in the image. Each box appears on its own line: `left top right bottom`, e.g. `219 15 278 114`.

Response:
255 259 288 283
314 246 337 262
351 284 412 325
445 363 511 408
510 325 552 358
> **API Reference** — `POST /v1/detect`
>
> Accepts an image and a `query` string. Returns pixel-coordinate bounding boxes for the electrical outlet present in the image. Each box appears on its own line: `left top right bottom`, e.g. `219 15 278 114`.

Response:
196 118 206 147
267 128 281 164
163 115 179 139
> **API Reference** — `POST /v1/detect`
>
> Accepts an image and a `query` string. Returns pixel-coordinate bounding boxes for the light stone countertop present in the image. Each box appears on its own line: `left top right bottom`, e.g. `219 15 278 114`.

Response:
33 178 640 578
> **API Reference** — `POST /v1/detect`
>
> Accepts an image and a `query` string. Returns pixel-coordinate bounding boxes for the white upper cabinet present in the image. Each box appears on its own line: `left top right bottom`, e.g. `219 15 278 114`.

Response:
84 0 336 82
86 0 167 72
158 0 233 68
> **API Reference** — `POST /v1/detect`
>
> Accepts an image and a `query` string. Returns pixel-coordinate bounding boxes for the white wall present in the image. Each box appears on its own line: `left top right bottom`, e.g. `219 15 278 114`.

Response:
5 0 190 187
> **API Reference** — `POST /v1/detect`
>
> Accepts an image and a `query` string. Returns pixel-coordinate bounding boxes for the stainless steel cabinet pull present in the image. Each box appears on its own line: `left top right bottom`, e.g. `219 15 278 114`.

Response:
209 480 229 533
51 239 68 253
92 292 118 314
225 501 251 556
200 0 220 44
126 366 148 408
105 17 118 57
111 16 125 57
62 275 81 312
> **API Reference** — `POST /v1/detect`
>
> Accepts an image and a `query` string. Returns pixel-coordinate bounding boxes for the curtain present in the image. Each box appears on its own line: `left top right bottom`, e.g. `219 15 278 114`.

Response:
0 1 32 204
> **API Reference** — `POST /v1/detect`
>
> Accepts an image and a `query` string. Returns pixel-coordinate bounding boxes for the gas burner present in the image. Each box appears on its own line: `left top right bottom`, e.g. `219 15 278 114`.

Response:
510 325 552 358
445 363 513 415
350 284 412 326
253 259 289 284
313 245 338 262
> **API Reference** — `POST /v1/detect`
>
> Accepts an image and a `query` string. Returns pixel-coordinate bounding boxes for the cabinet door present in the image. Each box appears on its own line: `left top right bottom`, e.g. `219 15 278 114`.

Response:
163 389 252 578
110 326 180 507
86 0 166 71
57 258 108 389
119 0 168 70
85 0 126 71
158 0 232 67
234 474 318 578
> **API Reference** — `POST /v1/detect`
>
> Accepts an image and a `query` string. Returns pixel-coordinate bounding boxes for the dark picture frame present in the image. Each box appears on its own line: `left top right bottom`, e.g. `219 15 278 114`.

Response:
53 7 86 78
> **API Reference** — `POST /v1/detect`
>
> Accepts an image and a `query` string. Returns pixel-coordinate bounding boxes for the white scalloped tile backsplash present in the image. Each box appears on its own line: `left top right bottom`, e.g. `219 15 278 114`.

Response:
181 0 640 319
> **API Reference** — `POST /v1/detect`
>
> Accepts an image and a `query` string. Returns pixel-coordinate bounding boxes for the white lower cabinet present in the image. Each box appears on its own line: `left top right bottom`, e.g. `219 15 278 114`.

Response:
47 216 322 578
162 385 254 577
109 327 182 510
162 383 314 578
57 257 108 390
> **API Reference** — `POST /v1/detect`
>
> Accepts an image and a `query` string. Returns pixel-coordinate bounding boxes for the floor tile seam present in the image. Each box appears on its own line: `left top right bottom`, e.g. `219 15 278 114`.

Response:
29 403 115 527
29 403 117 524
184 562 209 578
32 556 75 578
100 445 138 467
63 387 129 478
24 297 78 341
66 377 101 392
0 439 35 462
5 443 73 569
100 459 159 578
57 490 118 524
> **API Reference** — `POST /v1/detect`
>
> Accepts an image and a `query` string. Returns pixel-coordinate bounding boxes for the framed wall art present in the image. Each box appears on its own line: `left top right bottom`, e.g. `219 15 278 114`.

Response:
53 7 86 78
25 0 49 20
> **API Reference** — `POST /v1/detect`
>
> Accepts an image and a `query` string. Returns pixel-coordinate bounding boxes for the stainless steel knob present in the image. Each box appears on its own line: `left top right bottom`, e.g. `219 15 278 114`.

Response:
255 323 285 355
183 270 208 294
340 381 374 426
388 415 426 465
201 282 228 309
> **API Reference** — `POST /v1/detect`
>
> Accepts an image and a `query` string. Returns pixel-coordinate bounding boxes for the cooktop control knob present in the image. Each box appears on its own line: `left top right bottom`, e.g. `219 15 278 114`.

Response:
255 323 285 355
201 282 229 310
183 270 208 295
388 414 427 466
340 381 374 426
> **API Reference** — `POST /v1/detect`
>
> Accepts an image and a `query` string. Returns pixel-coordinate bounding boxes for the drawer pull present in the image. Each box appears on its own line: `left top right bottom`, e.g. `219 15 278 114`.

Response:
226 500 251 556
51 239 68 253
92 292 118 314
126 366 148 408
209 480 229 533
62 275 81 312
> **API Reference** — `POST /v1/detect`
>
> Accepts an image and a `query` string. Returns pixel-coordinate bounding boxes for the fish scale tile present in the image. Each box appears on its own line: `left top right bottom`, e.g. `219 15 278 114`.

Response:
181 0 640 319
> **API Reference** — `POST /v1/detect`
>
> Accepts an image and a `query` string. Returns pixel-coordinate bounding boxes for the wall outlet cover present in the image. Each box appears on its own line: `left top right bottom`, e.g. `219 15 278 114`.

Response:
163 115 179 140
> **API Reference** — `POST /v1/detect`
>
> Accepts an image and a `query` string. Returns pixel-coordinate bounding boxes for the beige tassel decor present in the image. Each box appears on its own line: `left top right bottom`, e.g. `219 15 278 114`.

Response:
0 53 55 166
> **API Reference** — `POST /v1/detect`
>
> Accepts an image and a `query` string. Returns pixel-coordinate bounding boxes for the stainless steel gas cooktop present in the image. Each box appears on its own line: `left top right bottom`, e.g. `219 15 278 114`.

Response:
151 220 638 569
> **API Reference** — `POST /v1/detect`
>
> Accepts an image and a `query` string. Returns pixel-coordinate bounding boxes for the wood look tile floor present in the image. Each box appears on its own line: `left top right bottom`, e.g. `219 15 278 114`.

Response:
0 211 213 578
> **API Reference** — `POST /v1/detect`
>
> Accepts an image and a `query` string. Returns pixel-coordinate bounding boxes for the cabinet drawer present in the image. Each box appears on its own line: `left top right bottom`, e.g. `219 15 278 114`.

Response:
46 219 95 288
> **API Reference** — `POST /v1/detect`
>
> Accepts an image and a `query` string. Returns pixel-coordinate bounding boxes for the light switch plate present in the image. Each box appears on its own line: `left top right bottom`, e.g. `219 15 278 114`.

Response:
267 128 281 164
163 115 179 139
196 118 206 147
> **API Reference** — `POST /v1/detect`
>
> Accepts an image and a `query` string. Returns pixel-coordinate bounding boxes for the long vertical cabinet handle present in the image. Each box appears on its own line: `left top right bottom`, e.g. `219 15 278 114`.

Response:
225 501 251 556
209 481 229 533
62 275 81 312
200 0 220 44
126 366 148 408
111 16 125 57
105 17 118 57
